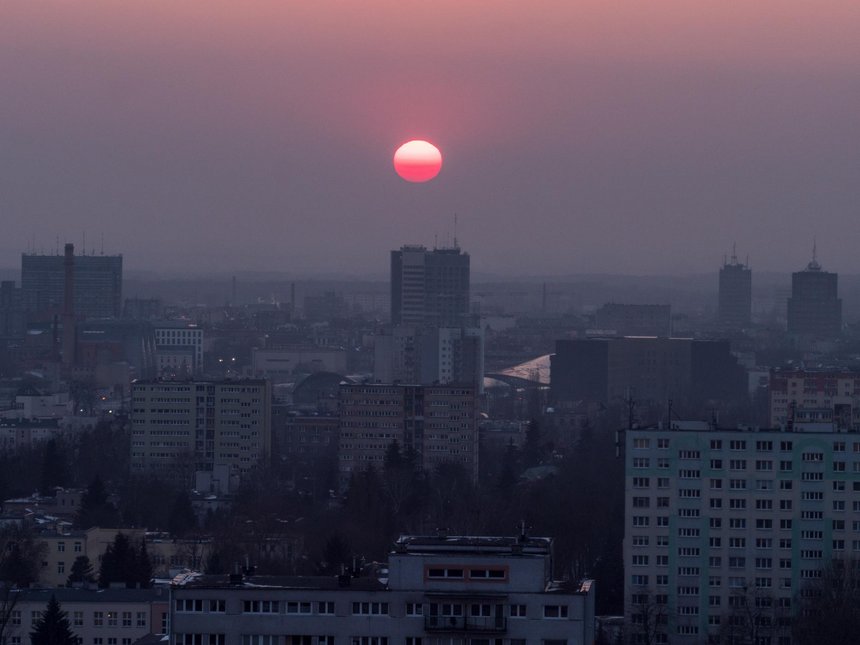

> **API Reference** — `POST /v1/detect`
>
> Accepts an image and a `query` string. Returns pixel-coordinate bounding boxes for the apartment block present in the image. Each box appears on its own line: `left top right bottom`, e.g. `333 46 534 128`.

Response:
170 534 596 645
624 424 860 644
769 369 860 430
154 322 204 375
338 384 478 488
130 379 271 483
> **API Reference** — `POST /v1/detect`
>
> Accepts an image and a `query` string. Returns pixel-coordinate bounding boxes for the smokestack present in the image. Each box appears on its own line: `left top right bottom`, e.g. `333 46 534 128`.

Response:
62 243 76 369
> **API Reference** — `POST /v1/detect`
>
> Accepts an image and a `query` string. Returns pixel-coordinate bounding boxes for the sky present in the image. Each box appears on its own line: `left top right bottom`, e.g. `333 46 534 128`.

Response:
1 1 859 277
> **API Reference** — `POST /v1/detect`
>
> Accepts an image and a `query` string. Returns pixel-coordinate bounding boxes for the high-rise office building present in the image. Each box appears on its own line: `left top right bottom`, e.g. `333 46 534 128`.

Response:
391 245 470 327
21 247 122 320
130 379 272 484
787 250 842 338
624 423 855 644
718 248 752 329
338 383 479 488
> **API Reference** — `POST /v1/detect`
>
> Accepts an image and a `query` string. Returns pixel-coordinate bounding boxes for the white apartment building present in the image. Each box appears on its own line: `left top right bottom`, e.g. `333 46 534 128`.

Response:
170 534 595 645
769 369 860 430
130 379 271 483
624 424 859 644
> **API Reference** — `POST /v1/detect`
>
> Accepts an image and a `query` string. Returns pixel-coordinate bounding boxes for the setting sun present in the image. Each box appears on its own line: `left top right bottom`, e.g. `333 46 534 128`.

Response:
393 140 442 183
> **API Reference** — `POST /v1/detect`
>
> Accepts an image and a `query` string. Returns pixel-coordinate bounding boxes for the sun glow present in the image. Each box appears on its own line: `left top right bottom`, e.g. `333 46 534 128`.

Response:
393 140 442 183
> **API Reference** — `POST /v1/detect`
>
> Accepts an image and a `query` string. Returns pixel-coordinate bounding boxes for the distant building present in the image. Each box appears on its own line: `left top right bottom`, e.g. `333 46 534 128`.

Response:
551 337 747 411
594 303 672 337
0 280 25 337
787 249 841 338
251 346 347 381
717 247 752 329
130 379 272 484
391 245 470 327
21 248 122 320
769 369 860 430
338 383 479 488
154 322 204 375
170 534 596 645
374 325 484 392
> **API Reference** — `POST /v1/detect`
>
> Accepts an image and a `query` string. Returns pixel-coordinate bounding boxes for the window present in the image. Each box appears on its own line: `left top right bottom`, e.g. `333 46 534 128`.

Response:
286 602 312 615
633 438 650 449
136 612 147 627
57 561 65 575
406 603 423 616
108 612 117 627
242 638 280 645
94 612 104 627
243 601 279 614
352 602 388 616
543 605 568 618
57 542 65 552
122 612 131 627
633 477 650 488
510 604 526 617
318 602 335 615
73 611 83 627
426 567 464 579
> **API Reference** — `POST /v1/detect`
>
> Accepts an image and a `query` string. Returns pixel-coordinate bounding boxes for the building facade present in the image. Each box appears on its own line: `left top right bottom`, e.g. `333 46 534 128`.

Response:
154 323 204 375
624 424 860 644
338 384 479 488
130 379 272 483
374 326 484 392
594 304 672 337
786 257 841 338
3 588 168 645
21 249 123 320
769 369 860 431
551 337 747 412
170 534 596 645
390 246 470 327
718 252 752 329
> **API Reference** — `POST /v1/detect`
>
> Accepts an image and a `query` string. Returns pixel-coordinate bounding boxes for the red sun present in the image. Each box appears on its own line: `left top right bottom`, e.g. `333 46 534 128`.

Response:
393 140 442 182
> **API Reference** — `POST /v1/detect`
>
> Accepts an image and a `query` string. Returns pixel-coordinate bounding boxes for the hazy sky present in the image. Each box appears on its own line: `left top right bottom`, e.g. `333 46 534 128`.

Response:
2 1 859 276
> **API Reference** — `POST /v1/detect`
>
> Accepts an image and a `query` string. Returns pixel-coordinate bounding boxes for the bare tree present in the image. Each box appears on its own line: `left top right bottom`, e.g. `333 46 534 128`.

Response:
719 585 788 645
793 559 860 645
626 589 667 645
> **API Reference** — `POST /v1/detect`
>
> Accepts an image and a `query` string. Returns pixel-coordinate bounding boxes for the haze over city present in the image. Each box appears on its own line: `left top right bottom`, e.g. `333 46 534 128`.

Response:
2 1 860 275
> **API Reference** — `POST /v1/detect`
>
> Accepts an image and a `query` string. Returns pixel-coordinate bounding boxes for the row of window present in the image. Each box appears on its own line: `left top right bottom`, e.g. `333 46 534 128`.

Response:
11 610 146 628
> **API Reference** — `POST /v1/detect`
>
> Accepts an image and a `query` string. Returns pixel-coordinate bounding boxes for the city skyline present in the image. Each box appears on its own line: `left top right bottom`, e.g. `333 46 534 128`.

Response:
2 2 859 275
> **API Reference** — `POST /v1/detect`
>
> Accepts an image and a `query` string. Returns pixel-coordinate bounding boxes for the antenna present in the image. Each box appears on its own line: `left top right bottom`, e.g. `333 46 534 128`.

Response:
812 237 817 264
453 213 458 249
101 233 104 255
731 242 737 264
82 231 86 256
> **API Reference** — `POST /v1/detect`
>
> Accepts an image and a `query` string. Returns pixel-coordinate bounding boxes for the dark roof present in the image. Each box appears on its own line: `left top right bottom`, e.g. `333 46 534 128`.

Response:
174 574 385 592
5 587 168 603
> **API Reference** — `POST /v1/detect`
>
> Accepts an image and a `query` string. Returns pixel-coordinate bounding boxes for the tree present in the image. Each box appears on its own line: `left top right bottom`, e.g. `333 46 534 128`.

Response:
626 590 667 645
793 559 860 645
167 491 197 537
76 475 119 529
98 533 150 588
0 525 44 587
39 439 69 496
30 595 78 645
66 556 95 587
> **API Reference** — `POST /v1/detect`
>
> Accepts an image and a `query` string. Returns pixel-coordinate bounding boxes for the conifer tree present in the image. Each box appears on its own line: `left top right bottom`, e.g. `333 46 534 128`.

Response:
30 595 77 645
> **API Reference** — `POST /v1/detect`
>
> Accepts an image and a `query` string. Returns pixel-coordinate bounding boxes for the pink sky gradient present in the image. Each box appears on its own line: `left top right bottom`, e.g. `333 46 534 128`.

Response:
1 1 859 275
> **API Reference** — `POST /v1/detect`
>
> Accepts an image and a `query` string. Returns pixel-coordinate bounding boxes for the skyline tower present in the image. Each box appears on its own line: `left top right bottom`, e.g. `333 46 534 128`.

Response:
787 244 842 338
717 245 752 329
21 246 123 320
390 244 470 327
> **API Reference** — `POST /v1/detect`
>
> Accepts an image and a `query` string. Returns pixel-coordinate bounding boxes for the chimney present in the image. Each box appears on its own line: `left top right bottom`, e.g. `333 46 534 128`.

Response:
62 243 76 369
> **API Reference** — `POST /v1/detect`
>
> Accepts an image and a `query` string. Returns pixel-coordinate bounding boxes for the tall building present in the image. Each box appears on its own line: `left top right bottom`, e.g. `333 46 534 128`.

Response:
787 249 841 338
718 247 752 329
338 383 479 488
391 245 470 327
624 423 856 645
550 337 747 411
594 303 672 337
171 534 596 645
21 247 123 320
130 379 271 484
154 322 204 375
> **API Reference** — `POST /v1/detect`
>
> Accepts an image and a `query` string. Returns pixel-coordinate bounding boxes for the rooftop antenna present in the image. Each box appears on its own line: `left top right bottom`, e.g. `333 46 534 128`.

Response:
82 231 86 256
101 233 104 255
453 213 458 249
731 242 737 265
56 236 59 255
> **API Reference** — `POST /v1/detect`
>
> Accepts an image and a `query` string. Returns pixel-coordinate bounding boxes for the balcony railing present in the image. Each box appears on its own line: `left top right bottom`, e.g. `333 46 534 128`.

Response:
424 615 507 633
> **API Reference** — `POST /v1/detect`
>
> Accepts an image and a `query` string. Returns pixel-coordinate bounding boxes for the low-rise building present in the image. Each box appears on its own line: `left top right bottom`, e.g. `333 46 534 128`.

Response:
171 534 596 645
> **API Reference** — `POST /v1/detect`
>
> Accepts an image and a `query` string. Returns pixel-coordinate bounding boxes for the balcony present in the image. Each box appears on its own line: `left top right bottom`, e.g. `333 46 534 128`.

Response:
424 615 507 633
